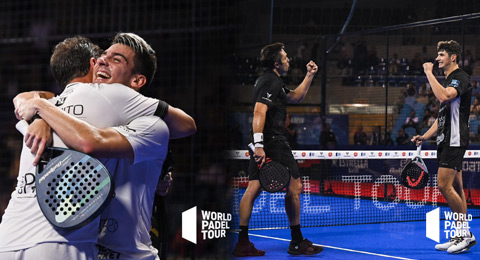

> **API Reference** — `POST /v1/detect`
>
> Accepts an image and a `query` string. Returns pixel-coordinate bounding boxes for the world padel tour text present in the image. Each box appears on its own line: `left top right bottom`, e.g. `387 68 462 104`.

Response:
444 212 472 238
201 210 231 240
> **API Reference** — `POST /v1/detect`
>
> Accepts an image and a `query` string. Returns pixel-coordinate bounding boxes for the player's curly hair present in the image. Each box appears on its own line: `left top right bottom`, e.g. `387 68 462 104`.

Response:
437 40 462 63
50 36 102 88
112 32 157 87
260 42 285 69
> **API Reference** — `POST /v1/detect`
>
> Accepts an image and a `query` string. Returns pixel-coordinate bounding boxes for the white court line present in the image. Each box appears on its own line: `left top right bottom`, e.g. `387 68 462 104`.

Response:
247 233 416 260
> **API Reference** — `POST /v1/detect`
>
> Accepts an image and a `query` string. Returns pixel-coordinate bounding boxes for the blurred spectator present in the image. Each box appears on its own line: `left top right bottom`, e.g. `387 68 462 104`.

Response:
470 97 480 119
410 52 423 75
418 82 428 98
285 113 298 149
382 131 394 146
472 81 479 97
426 86 439 113
389 53 401 75
405 82 417 106
396 128 410 145
319 123 337 149
406 82 417 97
402 109 420 134
353 125 368 145
366 46 379 67
421 109 432 129
370 125 383 145
291 43 308 84
353 40 368 75
474 126 480 143
460 49 475 76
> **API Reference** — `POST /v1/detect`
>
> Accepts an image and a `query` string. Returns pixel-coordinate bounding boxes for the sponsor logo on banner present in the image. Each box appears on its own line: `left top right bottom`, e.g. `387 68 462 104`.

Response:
402 152 406 157
378 152 383 157
475 152 479 156
328 152 333 157
344 152 352 158
361 152 366 157
302 152 306 157
385 152 390 157
408 152 414 156
354 152 358 157
468 151 472 156
425 152 429 156
336 152 341 157
293 151 298 157
318 152 325 158
426 208 473 243
182 207 231 244
369 152 376 158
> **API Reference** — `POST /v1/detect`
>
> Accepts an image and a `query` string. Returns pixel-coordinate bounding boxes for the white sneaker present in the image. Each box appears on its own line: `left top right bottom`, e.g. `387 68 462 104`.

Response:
447 232 477 254
435 236 461 251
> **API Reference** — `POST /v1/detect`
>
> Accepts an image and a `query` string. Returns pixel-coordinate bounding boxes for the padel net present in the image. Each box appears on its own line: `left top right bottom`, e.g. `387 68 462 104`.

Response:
227 149 480 230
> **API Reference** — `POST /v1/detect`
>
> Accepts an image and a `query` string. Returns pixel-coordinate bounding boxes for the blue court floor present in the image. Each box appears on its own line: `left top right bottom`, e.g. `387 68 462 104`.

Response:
231 219 479 260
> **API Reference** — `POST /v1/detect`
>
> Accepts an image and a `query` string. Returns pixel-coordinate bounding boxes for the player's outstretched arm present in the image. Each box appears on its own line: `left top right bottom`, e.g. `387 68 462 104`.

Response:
287 61 318 104
16 97 135 161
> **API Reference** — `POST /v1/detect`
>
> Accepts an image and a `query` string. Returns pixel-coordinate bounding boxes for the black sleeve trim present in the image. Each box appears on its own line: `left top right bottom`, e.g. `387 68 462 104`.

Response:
154 100 169 119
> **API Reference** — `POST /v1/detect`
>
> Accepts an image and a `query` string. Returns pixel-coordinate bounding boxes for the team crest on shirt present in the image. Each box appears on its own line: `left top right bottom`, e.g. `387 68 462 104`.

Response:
450 79 459 88
55 97 66 106
262 92 272 102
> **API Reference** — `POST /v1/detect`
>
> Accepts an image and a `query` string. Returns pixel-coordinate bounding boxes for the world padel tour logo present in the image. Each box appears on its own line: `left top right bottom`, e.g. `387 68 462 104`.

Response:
426 208 473 242
182 206 231 244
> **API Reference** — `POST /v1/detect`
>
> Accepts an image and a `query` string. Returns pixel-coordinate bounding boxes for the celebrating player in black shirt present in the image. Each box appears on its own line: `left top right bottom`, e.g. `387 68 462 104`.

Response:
233 43 322 256
412 40 476 254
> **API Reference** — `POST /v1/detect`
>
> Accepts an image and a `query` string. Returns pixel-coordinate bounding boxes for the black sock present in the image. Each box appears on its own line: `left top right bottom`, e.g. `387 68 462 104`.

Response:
290 224 303 242
239 225 249 245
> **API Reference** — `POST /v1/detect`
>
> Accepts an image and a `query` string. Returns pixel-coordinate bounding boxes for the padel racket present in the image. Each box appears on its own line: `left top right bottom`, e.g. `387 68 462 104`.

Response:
248 143 290 193
16 120 115 230
401 144 429 189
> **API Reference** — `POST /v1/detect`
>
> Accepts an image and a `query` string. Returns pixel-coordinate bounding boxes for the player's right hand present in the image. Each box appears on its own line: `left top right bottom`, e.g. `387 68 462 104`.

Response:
423 62 434 74
411 135 425 146
254 147 266 168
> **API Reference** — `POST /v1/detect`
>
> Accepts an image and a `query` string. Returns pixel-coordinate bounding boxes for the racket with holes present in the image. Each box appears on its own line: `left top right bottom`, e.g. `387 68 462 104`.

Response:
401 144 429 189
16 120 114 230
248 143 290 193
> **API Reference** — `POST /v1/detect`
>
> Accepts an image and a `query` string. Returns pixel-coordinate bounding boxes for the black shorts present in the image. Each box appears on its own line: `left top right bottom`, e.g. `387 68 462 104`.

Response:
437 145 466 171
248 140 300 180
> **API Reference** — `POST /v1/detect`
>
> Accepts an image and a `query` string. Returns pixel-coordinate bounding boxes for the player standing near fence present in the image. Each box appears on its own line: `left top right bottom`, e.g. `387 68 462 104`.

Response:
233 42 322 256
411 40 476 254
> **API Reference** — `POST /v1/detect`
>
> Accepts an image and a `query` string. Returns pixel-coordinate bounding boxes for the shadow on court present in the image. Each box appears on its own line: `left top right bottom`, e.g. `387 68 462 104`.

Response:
230 219 479 259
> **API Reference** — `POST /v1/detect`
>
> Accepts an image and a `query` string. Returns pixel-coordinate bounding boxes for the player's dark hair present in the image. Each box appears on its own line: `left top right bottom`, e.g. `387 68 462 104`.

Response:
112 32 157 87
50 36 102 88
437 40 462 63
260 42 285 69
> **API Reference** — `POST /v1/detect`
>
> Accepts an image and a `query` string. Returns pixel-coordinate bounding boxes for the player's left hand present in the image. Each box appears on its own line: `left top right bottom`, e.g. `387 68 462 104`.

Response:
16 97 40 122
24 119 53 166
306 61 318 75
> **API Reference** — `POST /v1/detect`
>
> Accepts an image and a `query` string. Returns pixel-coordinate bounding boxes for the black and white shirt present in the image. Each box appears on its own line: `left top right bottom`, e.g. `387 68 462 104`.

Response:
252 70 291 142
436 68 472 148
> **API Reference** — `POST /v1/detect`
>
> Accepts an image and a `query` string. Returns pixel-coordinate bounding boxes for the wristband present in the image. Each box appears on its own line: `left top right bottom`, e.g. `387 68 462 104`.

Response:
254 143 264 148
28 113 42 124
253 133 263 144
